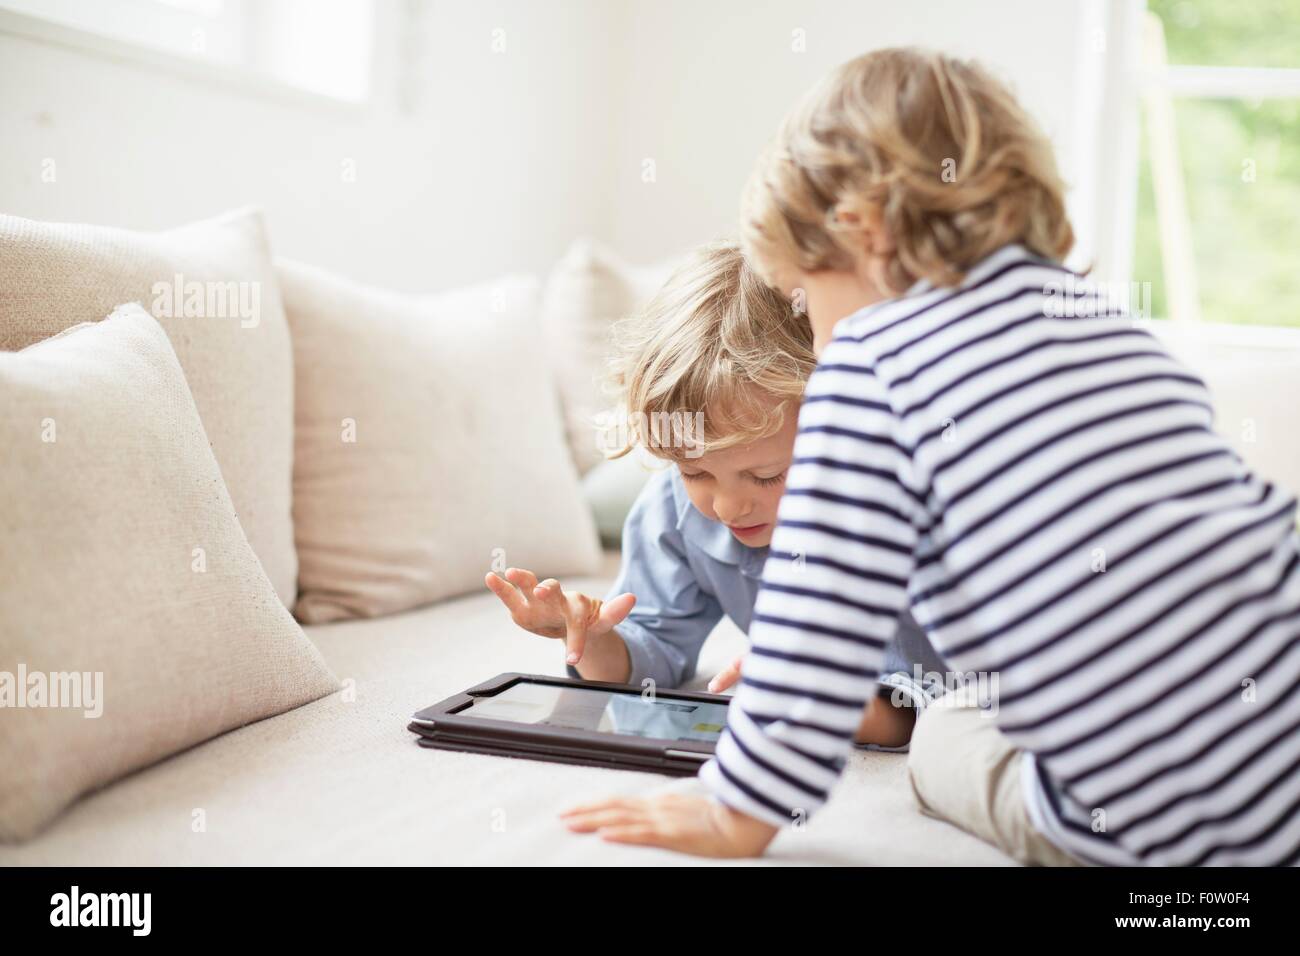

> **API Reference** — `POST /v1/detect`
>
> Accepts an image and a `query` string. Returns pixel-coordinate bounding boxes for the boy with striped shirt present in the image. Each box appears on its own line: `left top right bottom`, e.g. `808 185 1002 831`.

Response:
562 48 1300 865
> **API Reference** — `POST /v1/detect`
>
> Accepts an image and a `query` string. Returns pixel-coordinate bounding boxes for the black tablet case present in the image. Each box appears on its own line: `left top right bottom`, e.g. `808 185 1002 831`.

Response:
407 672 731 776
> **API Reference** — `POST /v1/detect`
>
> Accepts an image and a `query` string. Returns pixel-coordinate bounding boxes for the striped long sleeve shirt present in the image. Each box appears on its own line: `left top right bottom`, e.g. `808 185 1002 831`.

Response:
698 244 1300 866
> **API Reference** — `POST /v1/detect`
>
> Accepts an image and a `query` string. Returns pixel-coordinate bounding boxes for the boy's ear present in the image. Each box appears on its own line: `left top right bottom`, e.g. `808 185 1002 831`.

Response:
831 204 895 258
867 219 895 257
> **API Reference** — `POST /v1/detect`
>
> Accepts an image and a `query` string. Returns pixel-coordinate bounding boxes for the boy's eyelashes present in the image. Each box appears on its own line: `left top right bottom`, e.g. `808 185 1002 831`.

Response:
679 470 788 488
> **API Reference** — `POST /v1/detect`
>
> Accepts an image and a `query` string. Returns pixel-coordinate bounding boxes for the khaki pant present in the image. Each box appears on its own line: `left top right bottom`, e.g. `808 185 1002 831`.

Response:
907 694 1087 867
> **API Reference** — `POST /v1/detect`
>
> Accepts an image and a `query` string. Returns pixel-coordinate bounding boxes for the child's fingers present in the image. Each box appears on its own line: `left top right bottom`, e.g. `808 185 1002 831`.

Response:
491 571 568 637
527 584 622 666
562 612 589 666
484 572 526 613
707 654 744 694
533 577 562 600
559 796 642 820
594 824 665 847
505 567 539 593
562 807 647 833
707 671 737 693
531 579 587 655
530 580 589 664
532 579 568 618
593 592 636 633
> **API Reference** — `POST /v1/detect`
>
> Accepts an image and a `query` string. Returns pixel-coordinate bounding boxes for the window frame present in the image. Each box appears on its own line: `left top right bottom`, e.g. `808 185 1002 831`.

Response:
0 1 377 115
1127 5 1300 328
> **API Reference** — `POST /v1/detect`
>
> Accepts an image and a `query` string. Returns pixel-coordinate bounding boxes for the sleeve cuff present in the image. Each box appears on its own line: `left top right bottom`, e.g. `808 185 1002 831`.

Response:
698 757 804 830
615 620 683 691
564 621 677 691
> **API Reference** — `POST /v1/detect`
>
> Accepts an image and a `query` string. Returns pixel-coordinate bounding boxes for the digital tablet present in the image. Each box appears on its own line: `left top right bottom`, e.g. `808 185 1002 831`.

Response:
407 672 731 776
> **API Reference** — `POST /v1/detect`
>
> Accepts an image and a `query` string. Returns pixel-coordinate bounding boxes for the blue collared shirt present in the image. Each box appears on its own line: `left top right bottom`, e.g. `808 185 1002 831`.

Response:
580 466 937 694
587 467 765 690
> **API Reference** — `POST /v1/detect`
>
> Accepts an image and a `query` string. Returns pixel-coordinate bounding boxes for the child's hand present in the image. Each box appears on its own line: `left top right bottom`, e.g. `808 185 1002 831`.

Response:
561 793 778 858
707 653 745 693
484 567 636 665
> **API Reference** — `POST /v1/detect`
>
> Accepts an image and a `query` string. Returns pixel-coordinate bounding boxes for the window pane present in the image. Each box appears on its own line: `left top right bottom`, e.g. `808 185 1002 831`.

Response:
1134 96 1300 327
0 0 371 102
1148 0 1300 69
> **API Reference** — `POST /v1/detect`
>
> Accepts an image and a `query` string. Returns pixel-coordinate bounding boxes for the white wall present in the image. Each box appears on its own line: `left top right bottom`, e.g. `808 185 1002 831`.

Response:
604 0 1106 270
0 0 1110 290
0 0 623 290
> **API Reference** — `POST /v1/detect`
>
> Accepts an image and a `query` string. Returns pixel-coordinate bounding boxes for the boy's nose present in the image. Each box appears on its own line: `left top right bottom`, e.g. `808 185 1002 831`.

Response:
713 494 753 526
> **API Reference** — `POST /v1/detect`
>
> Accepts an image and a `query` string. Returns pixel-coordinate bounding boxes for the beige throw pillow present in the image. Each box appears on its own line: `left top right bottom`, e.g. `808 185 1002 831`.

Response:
0 305 338 842
278 260 602 624
0 208 298 605
539 239 678 474
1145 320 1300 499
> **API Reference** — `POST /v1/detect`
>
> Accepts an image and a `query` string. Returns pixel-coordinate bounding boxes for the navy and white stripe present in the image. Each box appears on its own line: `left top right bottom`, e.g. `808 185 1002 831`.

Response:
699 244 1300 866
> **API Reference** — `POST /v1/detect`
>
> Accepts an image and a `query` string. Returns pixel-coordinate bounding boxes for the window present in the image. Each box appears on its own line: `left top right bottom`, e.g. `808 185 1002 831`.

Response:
0 0 375 103
1135 0 1300 327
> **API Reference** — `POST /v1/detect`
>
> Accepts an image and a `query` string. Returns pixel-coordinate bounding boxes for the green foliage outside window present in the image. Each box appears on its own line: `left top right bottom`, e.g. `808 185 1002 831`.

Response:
1134 0 1300 326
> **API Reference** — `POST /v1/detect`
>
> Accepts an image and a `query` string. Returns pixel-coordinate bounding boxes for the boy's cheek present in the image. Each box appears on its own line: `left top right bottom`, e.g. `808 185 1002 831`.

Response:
682 485 717 523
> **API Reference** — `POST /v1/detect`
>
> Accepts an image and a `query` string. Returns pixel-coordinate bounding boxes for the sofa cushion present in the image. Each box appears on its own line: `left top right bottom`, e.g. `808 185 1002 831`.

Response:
539 239 677 474
0 552 1015 865
0 208 298 605
0 305 338 842
278 259 602 624
1144 320 1300 500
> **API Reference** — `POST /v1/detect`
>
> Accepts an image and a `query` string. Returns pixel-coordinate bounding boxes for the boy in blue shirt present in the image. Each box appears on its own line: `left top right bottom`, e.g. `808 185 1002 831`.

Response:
485 240 943 749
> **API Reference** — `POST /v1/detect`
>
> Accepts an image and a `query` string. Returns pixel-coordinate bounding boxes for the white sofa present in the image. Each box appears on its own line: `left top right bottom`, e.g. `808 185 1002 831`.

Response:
0 552 1019 866
2 216 1296 865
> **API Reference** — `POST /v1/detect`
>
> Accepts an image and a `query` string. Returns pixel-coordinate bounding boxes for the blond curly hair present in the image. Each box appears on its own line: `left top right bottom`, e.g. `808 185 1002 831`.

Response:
741 47 1074 294
604 240 815 461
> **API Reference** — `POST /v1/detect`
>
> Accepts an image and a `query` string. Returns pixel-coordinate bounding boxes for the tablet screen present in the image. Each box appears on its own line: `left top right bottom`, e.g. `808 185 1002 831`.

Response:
460 681 728 742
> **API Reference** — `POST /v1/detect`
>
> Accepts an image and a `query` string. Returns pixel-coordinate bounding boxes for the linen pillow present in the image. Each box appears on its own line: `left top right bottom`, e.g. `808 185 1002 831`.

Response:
278 259 602 624
582 449 661 548
0 305 338 842
0 208 298 606
539 239 677 474
1144 320 1300 499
